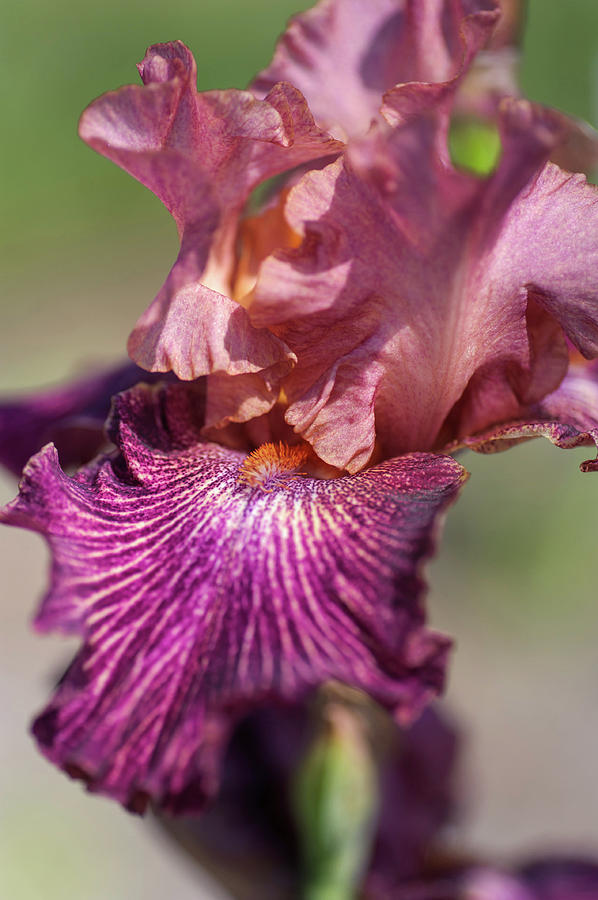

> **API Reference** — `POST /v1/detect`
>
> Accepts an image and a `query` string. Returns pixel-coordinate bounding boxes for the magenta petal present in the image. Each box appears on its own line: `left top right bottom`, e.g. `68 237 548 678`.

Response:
0 362 164 477
253 0 499 139
80 42 340 391
1 384 465 812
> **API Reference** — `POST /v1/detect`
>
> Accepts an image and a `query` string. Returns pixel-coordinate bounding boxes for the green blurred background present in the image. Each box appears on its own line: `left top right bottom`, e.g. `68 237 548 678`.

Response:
1 1 598 898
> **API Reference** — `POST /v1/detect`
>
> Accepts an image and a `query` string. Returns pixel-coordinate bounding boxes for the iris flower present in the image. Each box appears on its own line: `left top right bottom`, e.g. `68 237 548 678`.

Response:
2 0 598 814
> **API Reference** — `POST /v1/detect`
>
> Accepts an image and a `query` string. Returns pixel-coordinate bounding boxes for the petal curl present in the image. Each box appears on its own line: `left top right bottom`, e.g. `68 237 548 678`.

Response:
1 384 465 812
79 41 341 393
251 93 598 472
253 0 500 139
0 362 163 477
457 362 598 472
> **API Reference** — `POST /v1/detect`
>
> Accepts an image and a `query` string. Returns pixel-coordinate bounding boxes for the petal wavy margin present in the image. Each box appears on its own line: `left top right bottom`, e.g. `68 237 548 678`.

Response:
453 363 598 472
80 41 341 390
1 384 467 812
253 0 500 140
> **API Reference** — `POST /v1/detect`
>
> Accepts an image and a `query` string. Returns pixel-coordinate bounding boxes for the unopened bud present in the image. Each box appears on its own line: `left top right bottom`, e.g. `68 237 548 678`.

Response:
292 702 379 900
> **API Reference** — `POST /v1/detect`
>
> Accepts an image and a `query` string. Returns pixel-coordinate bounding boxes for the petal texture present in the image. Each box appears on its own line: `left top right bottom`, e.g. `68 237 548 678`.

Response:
1 384 465 812
80 41 341 394
253 0 500 139
252 94 598 472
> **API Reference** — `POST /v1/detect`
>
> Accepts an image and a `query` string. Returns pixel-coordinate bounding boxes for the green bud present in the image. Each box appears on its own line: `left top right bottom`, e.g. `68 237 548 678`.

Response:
292 702 379 900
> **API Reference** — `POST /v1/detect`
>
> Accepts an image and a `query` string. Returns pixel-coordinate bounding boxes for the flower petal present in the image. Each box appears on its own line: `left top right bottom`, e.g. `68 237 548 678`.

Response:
252 0 500 139
0 361 162 477
373 859 598 900
251 93 598 472
80 41 340 394
1 384 466 812
458 362 598 472
518 858 598 900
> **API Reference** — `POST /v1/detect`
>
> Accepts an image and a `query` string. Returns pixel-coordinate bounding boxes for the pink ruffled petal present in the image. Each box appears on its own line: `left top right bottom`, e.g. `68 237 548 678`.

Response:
80 42 341 397
458 361 598 472
253 0 500 139
252 90 598 472
1 384 466 813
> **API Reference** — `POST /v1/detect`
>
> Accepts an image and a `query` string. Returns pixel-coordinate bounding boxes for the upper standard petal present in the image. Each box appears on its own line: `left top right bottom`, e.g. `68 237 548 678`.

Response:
251 95 598 472
79 42 340 390
252 0 500 139
457 361 598 472
0 383 465 812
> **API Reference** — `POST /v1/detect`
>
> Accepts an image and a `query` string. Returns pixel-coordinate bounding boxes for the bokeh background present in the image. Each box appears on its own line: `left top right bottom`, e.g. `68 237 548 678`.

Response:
2 1 598 897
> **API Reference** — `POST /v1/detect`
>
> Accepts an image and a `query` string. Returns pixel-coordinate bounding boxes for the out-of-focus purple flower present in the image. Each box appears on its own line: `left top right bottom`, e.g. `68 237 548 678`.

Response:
0 362 167 477
1 382 465 812
373 859 598 899
162 701 458 899
517 858 598 900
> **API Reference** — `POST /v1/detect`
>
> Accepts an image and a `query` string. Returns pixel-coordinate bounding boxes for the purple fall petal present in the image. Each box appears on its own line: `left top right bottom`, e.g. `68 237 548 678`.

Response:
79 41 341 411
252 0 500 139
0 384 466 812
0 361 164 477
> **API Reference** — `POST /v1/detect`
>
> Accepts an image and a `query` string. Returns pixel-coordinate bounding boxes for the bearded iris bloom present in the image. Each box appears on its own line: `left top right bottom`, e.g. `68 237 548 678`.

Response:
2 0 598 817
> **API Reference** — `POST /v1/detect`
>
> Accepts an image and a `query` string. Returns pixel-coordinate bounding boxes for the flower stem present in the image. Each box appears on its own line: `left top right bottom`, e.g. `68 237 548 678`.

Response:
303 878 356 900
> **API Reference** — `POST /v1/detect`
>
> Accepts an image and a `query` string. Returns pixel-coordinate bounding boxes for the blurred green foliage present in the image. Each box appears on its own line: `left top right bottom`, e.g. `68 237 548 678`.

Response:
1 0 312 267
449 119 502 175
293 707 378 900
522 0 598 123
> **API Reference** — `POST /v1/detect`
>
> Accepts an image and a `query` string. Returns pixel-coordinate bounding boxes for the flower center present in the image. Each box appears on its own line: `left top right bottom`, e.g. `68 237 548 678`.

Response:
238 442 309 491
